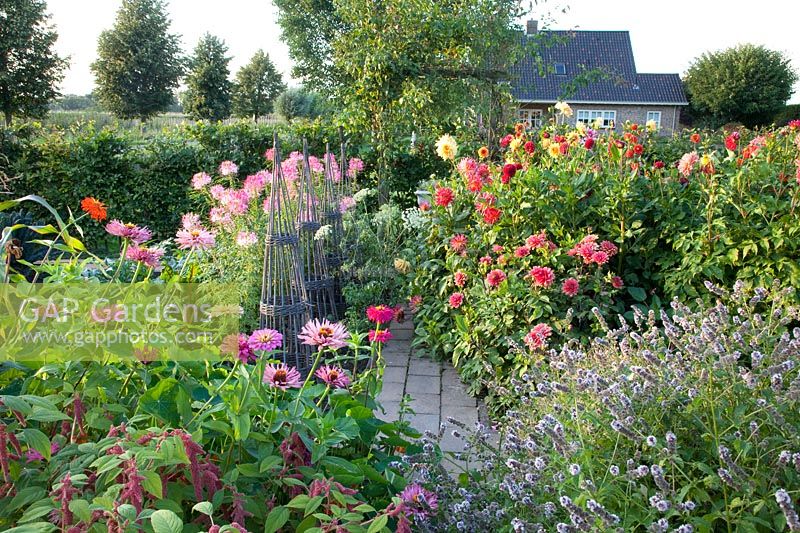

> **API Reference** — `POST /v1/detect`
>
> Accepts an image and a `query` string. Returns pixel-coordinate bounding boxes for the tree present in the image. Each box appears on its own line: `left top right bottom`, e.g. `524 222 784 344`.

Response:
231 50 286 119
0 0 68 126
273 87 323 121
91 0 184 120
181 33 232 121
684 44 798 128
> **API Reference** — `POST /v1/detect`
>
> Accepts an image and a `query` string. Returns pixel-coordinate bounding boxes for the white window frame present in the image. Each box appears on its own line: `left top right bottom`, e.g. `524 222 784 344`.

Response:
576 110 616 129
646 111 662 129
518 108 543 128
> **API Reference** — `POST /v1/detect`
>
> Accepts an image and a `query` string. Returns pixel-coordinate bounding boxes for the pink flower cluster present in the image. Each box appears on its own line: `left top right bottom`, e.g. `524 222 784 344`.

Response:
449 234 468 253
348 158 365 179
524 323 552 350
528 266 555 288
175 215 215 250
567 235 617 266
457 157 491 192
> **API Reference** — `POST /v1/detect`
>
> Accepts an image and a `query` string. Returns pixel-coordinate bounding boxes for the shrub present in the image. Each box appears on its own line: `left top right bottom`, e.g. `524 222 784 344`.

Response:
409 282 800 532
274 88 326 122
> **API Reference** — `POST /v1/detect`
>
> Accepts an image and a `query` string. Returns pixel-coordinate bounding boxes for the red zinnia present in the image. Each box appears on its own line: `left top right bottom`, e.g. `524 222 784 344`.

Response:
562 278 579 297
366 305 395 324
485 269 506 287
482 207 501 224
368 329 393 343
81 197 107 221
434 186 454 207
528 266 555 288
448 293 464 308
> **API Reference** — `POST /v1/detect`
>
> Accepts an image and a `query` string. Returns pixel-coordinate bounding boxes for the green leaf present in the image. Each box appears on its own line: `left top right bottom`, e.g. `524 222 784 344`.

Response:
150 509 184 533
367 514 388 533
7 487 47 513
264 506 290 533
192 501 214 516
142 470 164 499
627 286 647 302
22 429 51 461
139 378 190 427
2 523 57 533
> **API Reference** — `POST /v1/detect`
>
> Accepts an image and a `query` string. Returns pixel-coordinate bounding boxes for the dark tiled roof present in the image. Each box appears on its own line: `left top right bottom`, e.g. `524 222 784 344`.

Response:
511 30 688 105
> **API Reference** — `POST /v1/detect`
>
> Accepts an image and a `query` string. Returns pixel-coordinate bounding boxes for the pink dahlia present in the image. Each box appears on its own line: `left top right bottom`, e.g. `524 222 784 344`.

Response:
562 278 580 297
191 172 212 189
368 329 393 343
125 246 164 269
486 269 506 287
526 231 550 250
479 255 493 266
248 328 283 352
175 227 216 250
611 276 624 289
591 251 609 265
449 292 464 308
492 244 504 254
235 231 258 247
434 186 454 207
263 363 301 390
514 246 531 258
528 266 555 288
454 271 467 288
678 151 699 177
399 483 438 518
298 318 349 351
366 305 395 325
449 234 468 253
106 220 152 245
524 323 553 350
315 365 350 388
218 160 239 177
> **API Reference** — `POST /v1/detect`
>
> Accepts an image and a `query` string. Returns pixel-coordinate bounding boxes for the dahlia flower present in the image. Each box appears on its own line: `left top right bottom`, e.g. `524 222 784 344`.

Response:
524 323 552 350
678 151 699 177
263 363 301 390
454 271 467 287
434 186 454 207
449 234 467 253
449 293 464 308
486 269 506 287
529 266 555 288
554 101 573 117
315 365 350 388
435 134 458 161
562 278 580 297
298 318 349 351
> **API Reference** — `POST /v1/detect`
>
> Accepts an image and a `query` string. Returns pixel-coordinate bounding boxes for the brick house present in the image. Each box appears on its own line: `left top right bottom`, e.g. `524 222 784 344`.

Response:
512 21 688 135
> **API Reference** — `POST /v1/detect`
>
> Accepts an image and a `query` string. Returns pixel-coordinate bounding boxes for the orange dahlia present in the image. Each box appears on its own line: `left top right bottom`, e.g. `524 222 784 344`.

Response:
477 146 489 159
80 197 107 221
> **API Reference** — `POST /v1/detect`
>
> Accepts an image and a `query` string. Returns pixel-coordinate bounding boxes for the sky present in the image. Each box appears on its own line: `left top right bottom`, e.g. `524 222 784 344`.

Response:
48 0 799 104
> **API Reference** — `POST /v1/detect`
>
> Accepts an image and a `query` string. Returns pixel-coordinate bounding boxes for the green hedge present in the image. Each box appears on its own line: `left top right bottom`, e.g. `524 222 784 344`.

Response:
1 120 364 249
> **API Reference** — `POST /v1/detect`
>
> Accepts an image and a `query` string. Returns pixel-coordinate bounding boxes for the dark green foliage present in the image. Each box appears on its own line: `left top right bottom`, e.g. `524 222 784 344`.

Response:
684 44 797 128
91 0 184 120
49 94 98 111
274 87 326 121
231 50 286 119
0 0 68 126
181 33 232 121
772 104 800 126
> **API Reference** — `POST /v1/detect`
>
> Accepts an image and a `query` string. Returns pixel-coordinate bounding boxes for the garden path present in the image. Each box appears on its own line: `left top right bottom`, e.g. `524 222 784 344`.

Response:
377 314 485 453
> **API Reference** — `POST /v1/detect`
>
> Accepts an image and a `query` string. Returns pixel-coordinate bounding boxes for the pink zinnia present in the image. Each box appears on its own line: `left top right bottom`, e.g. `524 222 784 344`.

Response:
315 365 350 388
368 329 393 343
591 251 609 265
434 186 454 207
454 271 467 287
236 231 258 247
366 305 395 325
106 220 152 245
528 266 555 288
611 276 624 289
237 333 256 364
524 323 553 350
449 292 464 308
399 483 438 518
298 318 349 351
175 227 216 250
191 172 212 189
263 363 301 390
486 269 506 287
218 160 239 177
562 278 580 297
449 234 468 253
678 151 699 177
125 246 164 269
248 328 283 352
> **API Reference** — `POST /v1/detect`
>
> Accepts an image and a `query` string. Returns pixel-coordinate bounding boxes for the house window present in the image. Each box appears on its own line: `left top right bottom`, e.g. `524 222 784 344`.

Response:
576 110 616 129
554 63 566 75
519 108 543 128
646 111 662 129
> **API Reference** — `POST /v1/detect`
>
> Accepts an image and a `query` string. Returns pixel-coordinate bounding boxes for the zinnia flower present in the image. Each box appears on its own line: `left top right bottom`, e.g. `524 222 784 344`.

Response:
399 483 438 518
528 266 555 288
106 220 152 245
368 329 393 343
449 234 468 253
175 227 216 250
218 160 239 176
263 363 301 390
80 197 107 221
125 246 164 269
248 328 283 352
486 269 506 287
434 186 454 207
315 365 350 388
449 293 464 308
366 305 395 325
562 278 579 297
298 318 349 351
524 323 552 350
435 134 458 160
191 172 212 189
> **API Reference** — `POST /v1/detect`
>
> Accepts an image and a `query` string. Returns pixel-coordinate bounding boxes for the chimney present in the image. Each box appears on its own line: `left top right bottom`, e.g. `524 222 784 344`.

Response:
526 19 538 35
